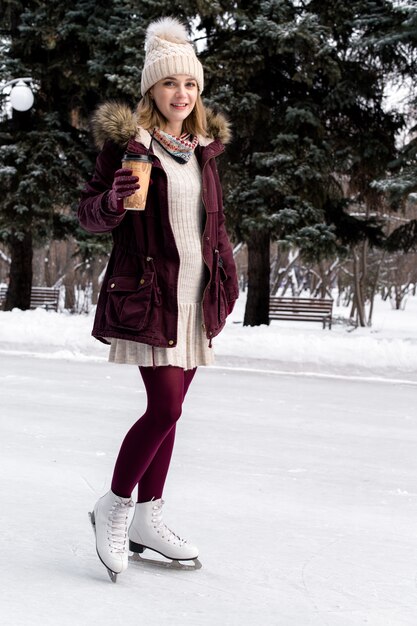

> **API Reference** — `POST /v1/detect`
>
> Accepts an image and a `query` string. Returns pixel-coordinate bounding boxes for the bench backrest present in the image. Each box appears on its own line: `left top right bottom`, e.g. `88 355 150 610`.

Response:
270 297 333 313
0 285 59 311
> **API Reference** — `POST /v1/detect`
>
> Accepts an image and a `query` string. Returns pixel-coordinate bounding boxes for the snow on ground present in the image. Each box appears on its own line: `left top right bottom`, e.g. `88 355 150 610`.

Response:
2 355 417 626
1 292 417 625
1 291 417 381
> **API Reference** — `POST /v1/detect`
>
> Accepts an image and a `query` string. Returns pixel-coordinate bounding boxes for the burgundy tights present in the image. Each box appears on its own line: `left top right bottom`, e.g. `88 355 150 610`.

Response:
111 365 197 502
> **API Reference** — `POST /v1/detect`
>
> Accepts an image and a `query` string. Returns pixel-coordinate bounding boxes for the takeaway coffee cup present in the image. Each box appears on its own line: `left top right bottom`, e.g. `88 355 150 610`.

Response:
122 153 153 210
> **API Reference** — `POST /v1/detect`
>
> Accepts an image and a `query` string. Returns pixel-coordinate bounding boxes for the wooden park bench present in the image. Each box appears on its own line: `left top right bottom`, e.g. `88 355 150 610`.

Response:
269 296 333 329
0 285 60 311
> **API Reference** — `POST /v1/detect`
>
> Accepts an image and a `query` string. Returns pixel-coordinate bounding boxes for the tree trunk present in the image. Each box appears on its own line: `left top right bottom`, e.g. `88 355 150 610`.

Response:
90 257 101 306
63 272 76 311
44 246 52 287
5 230 33 310
367 252 385 325
352 248 366 327
360 240 370 325
243 229 270 326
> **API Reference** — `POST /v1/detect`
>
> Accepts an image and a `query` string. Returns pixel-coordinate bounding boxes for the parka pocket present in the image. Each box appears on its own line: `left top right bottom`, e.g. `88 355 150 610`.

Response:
105 272 154 331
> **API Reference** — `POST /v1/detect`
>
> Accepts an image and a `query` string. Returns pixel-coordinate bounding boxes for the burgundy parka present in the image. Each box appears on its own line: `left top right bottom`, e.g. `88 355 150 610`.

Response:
78 102 239 349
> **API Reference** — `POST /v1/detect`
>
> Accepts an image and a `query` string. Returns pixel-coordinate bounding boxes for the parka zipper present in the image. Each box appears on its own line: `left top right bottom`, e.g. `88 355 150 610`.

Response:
200 151 223 345
146 256 162 306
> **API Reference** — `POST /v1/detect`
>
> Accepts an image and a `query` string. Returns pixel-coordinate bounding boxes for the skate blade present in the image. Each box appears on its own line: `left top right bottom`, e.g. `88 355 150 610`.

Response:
88 511 118 583
129 551 202 571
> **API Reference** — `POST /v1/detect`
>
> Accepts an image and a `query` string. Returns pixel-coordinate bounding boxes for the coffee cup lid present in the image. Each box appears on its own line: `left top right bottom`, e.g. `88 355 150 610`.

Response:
123 152 154 163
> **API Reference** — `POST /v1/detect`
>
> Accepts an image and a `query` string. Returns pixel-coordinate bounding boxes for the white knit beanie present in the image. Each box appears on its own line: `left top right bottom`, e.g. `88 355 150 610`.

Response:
140 17 204 96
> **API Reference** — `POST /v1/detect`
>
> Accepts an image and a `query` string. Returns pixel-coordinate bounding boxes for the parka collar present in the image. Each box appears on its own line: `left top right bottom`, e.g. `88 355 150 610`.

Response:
91 101 231 151
125 130 225 164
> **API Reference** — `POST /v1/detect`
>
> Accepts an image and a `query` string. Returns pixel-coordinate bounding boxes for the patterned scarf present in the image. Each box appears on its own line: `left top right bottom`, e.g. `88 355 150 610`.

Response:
152 127 199 164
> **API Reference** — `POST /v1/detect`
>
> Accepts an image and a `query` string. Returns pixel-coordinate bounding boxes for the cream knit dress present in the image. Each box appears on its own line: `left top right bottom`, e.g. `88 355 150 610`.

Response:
108 140 214 370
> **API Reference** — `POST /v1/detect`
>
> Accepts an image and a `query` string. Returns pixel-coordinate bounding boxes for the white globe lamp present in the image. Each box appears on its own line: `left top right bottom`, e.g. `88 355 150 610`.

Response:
9 81 34 111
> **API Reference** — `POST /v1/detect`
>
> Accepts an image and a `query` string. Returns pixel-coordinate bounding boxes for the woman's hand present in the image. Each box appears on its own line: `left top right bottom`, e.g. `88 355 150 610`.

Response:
107 168 140 213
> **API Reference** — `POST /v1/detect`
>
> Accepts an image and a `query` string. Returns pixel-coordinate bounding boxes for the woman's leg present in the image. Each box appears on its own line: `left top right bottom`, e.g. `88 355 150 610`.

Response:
137 367 197 502
111 365 196 499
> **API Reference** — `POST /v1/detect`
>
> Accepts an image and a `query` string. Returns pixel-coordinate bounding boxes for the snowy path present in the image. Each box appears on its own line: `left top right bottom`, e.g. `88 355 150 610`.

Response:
1 354 417 625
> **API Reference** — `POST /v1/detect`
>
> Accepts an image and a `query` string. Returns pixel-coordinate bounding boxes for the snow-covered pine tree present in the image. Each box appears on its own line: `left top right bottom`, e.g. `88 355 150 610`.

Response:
0 0 100 308
199 1 347 325
198 0 417 326
311 0 417 325
373 6 417 253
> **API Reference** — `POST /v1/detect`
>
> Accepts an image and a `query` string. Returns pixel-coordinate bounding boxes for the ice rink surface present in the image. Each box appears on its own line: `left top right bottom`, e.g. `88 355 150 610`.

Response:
1 353 417 626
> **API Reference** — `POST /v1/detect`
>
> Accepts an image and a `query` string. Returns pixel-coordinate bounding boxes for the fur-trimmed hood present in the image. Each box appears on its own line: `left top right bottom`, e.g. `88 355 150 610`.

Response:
90 101 231 151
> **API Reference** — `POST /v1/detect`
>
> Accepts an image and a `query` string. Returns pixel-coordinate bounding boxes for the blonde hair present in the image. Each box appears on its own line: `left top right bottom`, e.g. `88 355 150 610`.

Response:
136 91 207 137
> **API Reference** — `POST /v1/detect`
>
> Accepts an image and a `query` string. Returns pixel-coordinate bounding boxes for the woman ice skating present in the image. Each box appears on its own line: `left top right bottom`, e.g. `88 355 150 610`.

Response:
78 16 239 581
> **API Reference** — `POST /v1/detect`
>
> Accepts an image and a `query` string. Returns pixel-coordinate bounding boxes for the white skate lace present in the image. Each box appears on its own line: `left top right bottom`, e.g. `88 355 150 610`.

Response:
151 499 187 546
107 498 134 553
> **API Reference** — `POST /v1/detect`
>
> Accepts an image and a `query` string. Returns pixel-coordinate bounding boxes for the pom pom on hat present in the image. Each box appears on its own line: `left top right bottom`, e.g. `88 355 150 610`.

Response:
145 17 189 46
141 17 204 96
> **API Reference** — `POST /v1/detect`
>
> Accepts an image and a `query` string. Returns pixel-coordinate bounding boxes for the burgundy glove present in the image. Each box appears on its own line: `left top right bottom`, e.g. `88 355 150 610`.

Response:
107 168 140 213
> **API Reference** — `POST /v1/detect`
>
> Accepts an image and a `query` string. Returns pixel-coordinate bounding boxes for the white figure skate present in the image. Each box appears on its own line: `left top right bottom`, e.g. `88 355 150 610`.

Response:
128 499 201 570
89 490 133 582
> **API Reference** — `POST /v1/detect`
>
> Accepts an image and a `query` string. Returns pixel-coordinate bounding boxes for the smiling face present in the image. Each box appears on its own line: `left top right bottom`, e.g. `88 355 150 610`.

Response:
149 74 198 136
